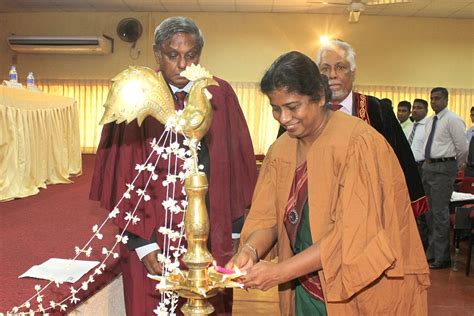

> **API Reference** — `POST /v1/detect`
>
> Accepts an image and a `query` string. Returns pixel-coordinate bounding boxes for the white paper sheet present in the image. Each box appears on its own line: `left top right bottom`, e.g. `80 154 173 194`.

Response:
19 258 100 283
451 191 474 202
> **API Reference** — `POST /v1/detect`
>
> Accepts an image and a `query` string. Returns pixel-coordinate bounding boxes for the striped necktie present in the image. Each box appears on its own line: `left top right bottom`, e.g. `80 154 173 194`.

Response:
175 91 187 110
408 122 419 145
424 116 438 160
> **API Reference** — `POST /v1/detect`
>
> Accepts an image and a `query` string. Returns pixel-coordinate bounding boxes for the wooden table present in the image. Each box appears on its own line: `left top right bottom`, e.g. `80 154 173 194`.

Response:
0 85 81 201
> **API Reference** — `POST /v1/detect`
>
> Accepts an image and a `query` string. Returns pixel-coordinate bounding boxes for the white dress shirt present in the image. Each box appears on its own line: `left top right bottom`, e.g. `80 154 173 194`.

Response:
466 126 474 144
136 243 160 261
169 80 193 95
135 81 194 261
400 119 414 139
339 91 353 115
409 117 428 162
423 108 468 166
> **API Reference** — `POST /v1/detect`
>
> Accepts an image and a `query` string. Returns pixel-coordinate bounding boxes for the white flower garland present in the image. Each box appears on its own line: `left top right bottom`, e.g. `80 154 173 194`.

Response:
5 113 198 316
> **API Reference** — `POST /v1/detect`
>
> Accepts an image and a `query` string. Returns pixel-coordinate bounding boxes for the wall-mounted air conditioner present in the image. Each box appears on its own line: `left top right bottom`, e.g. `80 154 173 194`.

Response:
7 35 113 55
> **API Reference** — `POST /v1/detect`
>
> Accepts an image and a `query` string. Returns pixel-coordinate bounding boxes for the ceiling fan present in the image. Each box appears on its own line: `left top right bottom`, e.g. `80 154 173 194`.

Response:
307 0 411 23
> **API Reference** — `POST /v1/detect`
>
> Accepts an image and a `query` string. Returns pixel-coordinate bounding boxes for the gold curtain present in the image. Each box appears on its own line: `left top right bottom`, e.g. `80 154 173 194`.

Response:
36 79 111 154
35 79 474 155
230 82 279 154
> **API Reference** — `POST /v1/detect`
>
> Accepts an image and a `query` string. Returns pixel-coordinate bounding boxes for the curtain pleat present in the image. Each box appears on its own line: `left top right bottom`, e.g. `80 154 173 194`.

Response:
37 79 111 154
230 82 280 154
35 80 474 155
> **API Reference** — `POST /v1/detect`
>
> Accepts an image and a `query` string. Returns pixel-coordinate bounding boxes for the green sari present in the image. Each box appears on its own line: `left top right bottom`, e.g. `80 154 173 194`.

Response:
292 202 327 316
285 162 326 315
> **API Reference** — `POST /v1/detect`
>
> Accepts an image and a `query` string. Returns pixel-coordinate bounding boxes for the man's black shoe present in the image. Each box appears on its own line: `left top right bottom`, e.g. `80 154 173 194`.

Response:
429 261 451 269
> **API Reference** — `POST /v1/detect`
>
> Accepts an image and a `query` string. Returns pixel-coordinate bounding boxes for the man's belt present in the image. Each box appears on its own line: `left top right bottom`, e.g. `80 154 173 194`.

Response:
425 157 456 163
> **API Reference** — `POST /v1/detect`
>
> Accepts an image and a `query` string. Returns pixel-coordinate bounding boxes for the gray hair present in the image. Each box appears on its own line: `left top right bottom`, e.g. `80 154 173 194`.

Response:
154 16 204 53
315 39 356 71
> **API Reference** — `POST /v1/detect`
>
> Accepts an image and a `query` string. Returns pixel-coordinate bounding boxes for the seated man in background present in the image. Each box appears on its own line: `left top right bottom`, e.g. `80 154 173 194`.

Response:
90 16 257 315
397 100 414 139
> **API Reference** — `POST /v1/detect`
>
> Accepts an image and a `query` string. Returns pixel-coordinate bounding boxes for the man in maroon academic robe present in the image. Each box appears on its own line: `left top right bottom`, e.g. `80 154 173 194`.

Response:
90 16 257 315
313 39 427 216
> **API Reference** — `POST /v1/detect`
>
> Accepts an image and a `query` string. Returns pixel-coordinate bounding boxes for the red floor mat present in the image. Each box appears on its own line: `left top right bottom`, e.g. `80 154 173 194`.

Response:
0 154 121 314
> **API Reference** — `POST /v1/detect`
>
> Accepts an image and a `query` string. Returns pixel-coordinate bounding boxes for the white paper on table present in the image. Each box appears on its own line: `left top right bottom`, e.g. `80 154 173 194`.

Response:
451 191 474 202
19 258 100 283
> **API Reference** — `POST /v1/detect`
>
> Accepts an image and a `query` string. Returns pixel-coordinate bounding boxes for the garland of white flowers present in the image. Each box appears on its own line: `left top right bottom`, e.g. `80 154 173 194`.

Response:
6 112 197 316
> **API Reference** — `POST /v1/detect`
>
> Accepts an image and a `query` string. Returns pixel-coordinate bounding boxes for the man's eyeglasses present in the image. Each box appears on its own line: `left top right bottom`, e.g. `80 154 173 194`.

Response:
320 64 351 75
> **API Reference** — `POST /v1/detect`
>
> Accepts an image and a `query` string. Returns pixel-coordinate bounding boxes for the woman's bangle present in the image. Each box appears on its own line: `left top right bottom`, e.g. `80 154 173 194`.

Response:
243 243 259 263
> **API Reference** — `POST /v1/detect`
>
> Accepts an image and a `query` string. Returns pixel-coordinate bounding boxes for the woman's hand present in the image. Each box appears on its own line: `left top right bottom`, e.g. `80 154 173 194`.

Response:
241 261 283 291
225 245 257 272
240 241 322 291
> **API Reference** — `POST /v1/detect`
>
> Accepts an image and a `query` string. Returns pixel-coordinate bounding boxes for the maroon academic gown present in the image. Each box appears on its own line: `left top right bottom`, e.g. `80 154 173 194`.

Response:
90 76 258 315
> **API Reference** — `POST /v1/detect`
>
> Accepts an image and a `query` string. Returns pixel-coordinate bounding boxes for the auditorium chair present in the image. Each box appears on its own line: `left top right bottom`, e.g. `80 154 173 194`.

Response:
457 176 474 194
452 206 474 276
451 176 474 275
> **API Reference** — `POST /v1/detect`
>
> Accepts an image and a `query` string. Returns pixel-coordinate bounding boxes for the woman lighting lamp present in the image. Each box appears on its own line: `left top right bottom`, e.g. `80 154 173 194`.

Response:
228 51 430 315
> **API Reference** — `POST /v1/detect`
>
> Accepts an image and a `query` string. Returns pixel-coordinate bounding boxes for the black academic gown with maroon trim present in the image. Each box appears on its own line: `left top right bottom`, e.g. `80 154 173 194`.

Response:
352 92 427 215
277 92 427 215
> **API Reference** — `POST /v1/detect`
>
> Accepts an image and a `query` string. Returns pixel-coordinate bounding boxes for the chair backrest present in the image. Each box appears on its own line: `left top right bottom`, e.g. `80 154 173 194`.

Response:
458 177 474 194
454 206 474 230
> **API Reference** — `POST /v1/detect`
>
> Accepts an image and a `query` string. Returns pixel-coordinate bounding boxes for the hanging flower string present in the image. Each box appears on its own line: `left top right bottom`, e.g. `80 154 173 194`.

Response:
154 118 204 315
6 113 197 316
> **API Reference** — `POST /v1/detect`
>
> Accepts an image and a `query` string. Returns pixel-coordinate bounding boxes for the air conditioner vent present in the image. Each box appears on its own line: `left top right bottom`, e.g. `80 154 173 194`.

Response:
7 36 113 54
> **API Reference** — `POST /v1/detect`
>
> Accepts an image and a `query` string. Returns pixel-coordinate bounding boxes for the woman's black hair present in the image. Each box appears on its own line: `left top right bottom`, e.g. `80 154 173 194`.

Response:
260 51 331 105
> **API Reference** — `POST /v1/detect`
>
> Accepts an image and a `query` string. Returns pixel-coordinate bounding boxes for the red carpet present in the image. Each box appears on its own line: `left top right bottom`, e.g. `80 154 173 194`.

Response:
0 154 121 314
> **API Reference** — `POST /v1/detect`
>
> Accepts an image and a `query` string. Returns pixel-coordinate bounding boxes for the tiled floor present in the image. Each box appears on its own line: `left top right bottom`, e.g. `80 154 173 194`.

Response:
429 249 474 316
234 240 474 315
